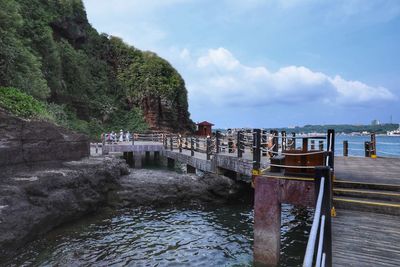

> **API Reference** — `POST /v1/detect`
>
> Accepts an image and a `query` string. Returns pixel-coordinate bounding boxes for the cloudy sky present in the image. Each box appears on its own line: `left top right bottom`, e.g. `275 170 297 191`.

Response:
82 0 400 128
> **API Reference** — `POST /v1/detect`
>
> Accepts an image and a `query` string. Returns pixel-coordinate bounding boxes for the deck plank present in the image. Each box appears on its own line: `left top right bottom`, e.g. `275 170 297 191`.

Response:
332 209 400 267
335 157 400 185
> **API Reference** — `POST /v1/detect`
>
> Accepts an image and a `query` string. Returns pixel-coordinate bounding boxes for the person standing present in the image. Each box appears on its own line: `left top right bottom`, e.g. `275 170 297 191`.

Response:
119 130 124 142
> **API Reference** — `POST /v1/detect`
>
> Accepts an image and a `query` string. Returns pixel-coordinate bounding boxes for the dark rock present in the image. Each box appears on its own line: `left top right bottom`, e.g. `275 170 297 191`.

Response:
114 169 243 208
0 110 89 176
0 157 129 260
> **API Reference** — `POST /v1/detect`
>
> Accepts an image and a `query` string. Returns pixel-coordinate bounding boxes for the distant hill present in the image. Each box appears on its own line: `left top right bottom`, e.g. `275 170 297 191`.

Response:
0 0 195 138
269 124 399 134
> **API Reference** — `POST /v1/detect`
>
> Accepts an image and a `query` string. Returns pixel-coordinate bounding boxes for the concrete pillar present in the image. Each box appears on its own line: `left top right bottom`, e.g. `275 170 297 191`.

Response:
145 151 151 164
187 164 196 174
154 151 160 162
254 176 281 266
167 157 175 169
127 152 134 167
134 153 143 168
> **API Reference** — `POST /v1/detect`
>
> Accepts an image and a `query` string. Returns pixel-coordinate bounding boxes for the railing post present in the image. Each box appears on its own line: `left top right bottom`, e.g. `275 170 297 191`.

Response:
311 140 315 150
319 140 324 151
170 136 173 151
132 132 135 145
216 130 220 154
314 166 333 267
179 134 182 153
228 134 234 153
364 141 371 157
196 137 199 151
253 129 261 172
343 141 348 157
163 134 167 149
185 137 189 150
281 131 287 151
191 137 194 156
327 129 335 169
206 136 211 160
370 133 376 157
262 130 267 157
237 131 243 158
272 130 279 155
291 132 296 149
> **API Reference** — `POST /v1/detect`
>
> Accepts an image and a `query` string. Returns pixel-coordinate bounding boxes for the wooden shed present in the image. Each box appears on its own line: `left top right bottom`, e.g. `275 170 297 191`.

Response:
196 121 214 136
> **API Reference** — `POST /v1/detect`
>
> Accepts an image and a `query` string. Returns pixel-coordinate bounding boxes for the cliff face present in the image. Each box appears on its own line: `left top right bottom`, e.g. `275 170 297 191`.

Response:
0 0 195 135
0 110 89 173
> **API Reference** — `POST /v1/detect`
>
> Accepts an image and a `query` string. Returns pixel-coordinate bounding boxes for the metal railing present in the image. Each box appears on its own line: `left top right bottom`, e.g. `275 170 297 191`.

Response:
303 162 333 266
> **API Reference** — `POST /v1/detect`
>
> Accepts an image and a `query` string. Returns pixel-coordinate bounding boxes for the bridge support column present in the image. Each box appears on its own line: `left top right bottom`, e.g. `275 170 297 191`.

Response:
154 151 160 162
134 153 143 168
145 151 151 164
127 152 134 167
167 157 175 169
254 176 315 266
187 164 196 174
254 176 281 266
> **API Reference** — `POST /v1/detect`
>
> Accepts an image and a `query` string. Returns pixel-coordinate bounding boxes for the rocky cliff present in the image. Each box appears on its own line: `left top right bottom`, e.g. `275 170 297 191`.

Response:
0 110 89 174
0 0 195 135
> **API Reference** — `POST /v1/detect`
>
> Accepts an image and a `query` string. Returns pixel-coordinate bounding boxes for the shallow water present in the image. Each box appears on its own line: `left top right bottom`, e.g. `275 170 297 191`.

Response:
3 203 312 267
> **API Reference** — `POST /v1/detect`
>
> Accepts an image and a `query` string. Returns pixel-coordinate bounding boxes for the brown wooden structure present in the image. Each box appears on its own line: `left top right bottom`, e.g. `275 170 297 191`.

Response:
196 121 214 136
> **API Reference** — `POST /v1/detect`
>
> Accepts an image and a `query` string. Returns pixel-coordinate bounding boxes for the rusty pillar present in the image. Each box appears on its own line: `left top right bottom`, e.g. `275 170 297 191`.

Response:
254 176 281 266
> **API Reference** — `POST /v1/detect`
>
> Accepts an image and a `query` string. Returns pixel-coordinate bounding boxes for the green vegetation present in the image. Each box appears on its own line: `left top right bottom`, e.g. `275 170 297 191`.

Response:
0 0 193 139
0 87 51 119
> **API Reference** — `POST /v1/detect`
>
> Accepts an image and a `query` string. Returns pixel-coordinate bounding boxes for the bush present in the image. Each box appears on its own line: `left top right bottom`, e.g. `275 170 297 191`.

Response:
0 87 52 119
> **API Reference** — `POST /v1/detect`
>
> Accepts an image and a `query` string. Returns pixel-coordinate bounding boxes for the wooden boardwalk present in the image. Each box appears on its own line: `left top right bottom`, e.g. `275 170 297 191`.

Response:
101 141 400 266
333 156 400 266
335 156 400 185
332 210 400 267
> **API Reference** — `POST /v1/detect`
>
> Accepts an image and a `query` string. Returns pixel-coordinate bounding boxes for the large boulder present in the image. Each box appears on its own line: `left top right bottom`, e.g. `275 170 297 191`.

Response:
0 157 129 259
0 110 89 176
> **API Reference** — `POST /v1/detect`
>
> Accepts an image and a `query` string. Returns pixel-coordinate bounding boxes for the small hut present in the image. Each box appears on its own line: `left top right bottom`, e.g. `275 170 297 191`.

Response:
196 121 214 136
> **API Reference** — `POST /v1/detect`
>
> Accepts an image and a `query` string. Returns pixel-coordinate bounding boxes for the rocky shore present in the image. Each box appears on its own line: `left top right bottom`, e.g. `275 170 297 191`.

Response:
0 156 246 261
115 169 244 208
0 156 129 258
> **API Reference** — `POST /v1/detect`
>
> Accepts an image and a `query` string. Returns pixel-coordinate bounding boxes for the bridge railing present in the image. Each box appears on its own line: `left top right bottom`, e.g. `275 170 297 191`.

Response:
303 166 333 267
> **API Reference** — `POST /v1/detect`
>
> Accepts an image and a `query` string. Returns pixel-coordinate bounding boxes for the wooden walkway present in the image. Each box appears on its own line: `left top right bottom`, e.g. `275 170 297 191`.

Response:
335 156 400 185
333 156 400 266
100 141 400 266
332 210 400 267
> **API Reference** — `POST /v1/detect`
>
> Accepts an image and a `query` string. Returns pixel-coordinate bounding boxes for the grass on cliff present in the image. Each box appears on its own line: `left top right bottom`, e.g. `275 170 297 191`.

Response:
0 87 52 119
0 87 148 140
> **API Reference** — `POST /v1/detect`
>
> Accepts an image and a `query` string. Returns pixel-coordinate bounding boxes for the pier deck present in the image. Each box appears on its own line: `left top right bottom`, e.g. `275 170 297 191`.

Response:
101 140 400 266
332 210 400 267
335 156 400 185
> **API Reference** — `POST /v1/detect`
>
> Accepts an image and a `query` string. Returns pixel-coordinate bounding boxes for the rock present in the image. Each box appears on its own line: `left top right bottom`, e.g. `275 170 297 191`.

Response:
0 157 129 259
141 95 194 133
0 110 89 176
114 169 243 207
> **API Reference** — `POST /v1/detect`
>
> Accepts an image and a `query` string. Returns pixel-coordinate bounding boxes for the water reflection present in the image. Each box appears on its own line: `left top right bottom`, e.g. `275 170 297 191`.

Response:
4 203 311 267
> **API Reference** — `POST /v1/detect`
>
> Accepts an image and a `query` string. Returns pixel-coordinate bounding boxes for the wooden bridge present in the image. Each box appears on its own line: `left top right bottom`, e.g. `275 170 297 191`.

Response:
101 130 400 267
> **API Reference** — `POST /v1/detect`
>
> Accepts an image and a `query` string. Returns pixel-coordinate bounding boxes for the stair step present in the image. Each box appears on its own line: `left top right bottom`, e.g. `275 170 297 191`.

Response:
334 180 400 192
334 197 400 216
333 188 400 202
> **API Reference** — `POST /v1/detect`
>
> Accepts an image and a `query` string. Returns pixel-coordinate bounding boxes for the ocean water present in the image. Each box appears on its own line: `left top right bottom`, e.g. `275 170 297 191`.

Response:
2 203 312 267
335 135 400 157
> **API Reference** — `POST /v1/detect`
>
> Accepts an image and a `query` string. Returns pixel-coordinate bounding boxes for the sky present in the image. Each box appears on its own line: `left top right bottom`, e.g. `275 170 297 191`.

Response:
82 0 400 128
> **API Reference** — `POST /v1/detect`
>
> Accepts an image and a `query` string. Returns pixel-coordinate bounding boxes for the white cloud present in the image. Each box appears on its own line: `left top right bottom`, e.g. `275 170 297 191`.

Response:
180 47 396 107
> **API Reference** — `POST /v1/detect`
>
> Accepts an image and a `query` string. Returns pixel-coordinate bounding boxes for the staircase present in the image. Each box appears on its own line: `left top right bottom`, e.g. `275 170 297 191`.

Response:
333 180 400 215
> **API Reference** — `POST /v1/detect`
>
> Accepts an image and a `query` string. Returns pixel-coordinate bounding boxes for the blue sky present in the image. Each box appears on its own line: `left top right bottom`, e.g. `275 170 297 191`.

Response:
82 0 400 128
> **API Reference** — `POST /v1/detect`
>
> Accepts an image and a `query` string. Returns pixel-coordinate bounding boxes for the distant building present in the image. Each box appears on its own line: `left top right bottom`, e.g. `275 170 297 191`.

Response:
196 121 214 136
371 119 381 126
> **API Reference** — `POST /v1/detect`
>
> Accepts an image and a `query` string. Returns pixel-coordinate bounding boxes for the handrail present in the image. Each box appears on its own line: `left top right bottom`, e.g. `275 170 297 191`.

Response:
303 165 332 267
303 177 325 267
